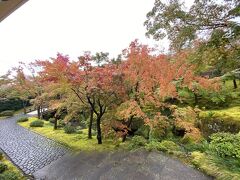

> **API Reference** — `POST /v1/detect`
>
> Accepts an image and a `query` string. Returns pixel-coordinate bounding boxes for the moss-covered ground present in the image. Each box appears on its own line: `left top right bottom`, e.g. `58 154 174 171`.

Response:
0 154 26 180
19 117 126 152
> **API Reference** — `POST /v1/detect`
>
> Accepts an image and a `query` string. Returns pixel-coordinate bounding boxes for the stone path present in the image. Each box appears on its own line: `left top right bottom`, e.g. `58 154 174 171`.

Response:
0 114 68 176
34 149 213 180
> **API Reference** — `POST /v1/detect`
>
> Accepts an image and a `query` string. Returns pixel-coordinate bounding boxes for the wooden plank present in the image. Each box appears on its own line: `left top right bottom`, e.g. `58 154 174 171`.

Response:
0 0 28 22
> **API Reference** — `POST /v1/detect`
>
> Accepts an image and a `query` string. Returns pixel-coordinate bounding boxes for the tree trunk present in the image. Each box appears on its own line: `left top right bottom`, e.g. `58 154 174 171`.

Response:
23 107 27 114
22 101 27 114
54 117 58 130
40 109 43 119
96 116 102 144
40 106 43 119
37 106 41 119
88 109 93 139
122 116 134 142
134 81 140 105
194 93 198 105
122 134 127 142
233 79 237 89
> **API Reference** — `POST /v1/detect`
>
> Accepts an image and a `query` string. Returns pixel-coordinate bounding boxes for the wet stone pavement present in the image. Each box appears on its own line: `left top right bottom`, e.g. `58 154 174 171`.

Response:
34 149 213 180
0 115 68 176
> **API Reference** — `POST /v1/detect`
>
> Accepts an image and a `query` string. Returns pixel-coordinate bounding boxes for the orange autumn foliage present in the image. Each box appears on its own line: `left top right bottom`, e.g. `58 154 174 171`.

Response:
121 40 220 105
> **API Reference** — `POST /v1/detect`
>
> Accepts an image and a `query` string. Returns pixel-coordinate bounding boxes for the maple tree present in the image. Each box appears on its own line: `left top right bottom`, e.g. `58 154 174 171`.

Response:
111 40 221 140
8 40 221 145
36 53 78 130
11 64 45 117
122 40 220 105
0 73 29 113
82 62 125 144
145 0 240 90
36 53 125 144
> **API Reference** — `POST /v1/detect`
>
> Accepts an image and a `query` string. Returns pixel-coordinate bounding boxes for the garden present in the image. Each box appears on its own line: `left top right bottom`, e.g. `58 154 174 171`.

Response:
0 152 25 180
0 0 240 179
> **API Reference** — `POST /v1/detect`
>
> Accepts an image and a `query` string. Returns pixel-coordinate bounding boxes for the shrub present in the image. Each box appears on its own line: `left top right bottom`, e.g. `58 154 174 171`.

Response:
135 125 150 139
174 106 199 123
145 141 162 151
0 98 24 112
30 120 44 127
64 125 76 134
17 117 28 123
49 118 55 124
180 134 195 144
158 140 180 153
149 116 170 141
174 119 202 143
0 162 8 173
184 140 209 153
128 136 147 149
145 140 180 153
58 119 66 128
0 172 19 180
42 110 56 120
0 110 14 117
209 132 240 159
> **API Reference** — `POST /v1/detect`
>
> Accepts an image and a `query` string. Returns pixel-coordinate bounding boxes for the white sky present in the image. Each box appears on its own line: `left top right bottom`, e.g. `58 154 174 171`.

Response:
0 0 166 75
0 0 198 76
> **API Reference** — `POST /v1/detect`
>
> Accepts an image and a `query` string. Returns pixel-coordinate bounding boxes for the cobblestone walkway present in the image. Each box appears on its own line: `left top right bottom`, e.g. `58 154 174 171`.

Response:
0 115 68 175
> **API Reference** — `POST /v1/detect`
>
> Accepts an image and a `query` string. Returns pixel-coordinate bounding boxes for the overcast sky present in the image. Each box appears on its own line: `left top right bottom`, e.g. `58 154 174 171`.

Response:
0 0 166 75
3 0 237 77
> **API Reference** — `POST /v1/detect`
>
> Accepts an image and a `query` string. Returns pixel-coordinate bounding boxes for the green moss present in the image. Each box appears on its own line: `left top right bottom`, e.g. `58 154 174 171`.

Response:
200 106 240 121
0 162 7 173
197 80 240 136
19 117 121 152
0 155 25 180
199 107 240 137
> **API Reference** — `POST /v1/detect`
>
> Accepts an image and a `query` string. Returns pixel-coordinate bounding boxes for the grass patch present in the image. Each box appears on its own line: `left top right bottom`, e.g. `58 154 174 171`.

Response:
191 151 240 180
18 117 124 152
0 154 25 180
200 106 240 122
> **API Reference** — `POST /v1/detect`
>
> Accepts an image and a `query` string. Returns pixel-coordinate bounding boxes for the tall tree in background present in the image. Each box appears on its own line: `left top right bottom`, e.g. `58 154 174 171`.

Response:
145 0 240 88
12 65 45 117
145 0 240 51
